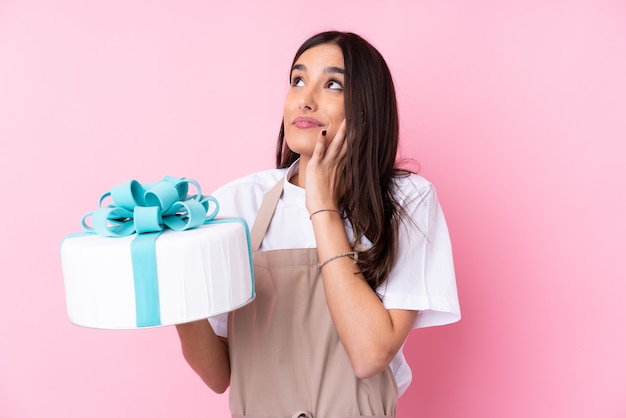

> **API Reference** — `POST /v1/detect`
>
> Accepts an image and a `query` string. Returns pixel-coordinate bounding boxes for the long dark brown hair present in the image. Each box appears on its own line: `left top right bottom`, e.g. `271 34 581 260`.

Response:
276 31 410 293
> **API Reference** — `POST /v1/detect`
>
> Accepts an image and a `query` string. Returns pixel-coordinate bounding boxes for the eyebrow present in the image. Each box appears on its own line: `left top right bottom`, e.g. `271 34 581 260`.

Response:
291 63 345 75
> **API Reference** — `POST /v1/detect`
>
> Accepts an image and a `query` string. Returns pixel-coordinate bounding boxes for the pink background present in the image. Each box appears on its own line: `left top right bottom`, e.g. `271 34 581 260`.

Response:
1 1 625 417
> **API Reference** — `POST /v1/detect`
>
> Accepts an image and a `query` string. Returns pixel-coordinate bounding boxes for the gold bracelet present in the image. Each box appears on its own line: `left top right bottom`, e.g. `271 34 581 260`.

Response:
316 251 359 269
309 208 342 220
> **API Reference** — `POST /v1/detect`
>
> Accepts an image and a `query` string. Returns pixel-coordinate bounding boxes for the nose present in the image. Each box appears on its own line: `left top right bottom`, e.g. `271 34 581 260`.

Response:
298 86 316 111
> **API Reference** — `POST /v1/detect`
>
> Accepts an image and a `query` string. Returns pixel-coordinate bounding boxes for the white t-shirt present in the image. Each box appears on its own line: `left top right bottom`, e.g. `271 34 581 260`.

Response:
208 161 460 397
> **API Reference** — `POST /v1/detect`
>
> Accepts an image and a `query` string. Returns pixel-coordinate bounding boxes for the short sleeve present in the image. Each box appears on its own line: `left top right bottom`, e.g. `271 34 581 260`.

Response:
378 176 461 329
208 313 228 337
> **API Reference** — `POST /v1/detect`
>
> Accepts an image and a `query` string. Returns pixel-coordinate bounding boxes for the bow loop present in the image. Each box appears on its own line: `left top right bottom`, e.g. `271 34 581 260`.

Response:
200 196 220 222
161 175 191 199
109 180 147 210
163 200 200 230
144 181 179 211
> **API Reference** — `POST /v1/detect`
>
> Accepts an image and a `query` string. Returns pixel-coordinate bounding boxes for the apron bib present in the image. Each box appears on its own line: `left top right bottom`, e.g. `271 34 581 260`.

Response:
228 178 397 418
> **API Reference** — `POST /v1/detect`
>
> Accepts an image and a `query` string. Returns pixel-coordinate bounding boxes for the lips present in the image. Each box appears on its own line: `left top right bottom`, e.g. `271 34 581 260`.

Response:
293 116 323 129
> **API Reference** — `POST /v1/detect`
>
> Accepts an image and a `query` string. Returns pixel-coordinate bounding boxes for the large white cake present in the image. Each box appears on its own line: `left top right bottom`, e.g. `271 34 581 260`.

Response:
61 220 254 329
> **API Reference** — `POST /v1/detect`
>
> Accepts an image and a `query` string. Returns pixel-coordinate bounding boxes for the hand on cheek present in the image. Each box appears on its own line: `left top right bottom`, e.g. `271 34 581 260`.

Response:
306 120 348 214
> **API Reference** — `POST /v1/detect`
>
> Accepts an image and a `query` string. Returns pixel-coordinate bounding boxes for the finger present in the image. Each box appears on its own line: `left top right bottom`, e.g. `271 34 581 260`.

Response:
326 119 347 157
312 129 328 161
338 128 348 160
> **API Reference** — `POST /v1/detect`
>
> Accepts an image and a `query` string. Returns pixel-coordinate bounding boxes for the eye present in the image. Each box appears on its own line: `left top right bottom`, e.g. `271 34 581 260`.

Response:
291 76 305 87
327 79 343 90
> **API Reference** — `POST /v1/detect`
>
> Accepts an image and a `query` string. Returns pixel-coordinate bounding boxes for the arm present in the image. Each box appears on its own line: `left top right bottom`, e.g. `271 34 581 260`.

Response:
312 212 417 378
175 320 230 393
305 123 417 379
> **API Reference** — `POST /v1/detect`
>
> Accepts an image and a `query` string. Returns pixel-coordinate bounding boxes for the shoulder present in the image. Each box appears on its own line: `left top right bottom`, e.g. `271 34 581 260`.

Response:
214 168 287 194
391 172 437 210
211 168 288 220
213 169 287 196
390 172 449 242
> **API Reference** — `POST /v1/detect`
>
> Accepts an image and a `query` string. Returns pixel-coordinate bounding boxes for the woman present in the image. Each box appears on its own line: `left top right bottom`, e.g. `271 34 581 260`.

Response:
176 31 460 417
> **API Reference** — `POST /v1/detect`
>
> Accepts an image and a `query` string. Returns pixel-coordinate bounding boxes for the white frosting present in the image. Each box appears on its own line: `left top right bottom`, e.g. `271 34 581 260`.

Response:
61 222 254 329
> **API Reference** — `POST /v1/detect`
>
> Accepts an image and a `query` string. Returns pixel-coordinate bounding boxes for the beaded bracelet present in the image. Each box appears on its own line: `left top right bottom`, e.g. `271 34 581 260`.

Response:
309 208 342 220
316 251 359 269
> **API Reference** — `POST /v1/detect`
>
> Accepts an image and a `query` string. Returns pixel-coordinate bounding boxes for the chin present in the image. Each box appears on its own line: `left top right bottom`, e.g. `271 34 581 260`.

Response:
284 131 317 157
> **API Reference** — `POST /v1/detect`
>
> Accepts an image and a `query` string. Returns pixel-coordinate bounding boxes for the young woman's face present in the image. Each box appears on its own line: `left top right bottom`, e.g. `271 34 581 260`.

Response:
283 43 346 158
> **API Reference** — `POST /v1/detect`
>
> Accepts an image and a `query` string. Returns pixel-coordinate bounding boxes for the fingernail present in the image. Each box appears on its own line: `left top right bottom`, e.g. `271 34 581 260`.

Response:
322 130 327 136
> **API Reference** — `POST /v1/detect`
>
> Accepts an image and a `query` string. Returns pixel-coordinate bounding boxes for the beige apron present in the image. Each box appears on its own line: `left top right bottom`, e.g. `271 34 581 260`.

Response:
228 179 397 418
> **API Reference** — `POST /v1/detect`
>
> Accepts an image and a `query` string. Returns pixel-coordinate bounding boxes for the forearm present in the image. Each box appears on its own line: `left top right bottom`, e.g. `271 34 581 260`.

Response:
311 212 416 378
175 320 230 393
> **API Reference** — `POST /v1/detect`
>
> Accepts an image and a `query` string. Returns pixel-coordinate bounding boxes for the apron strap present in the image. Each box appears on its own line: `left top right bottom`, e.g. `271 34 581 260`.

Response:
250 177 284 251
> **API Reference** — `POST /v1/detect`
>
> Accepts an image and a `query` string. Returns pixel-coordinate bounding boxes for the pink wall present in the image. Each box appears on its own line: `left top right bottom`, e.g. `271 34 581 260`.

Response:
1 1 625 417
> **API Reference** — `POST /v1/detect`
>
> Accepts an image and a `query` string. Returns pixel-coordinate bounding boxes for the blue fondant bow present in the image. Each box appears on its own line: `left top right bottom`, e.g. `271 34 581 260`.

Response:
82 176 219 236
81 176 219 328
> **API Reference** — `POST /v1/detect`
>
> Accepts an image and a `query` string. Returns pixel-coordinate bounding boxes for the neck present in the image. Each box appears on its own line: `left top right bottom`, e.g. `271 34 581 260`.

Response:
289 156 309 189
